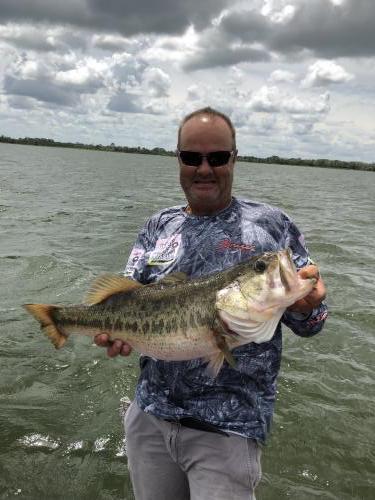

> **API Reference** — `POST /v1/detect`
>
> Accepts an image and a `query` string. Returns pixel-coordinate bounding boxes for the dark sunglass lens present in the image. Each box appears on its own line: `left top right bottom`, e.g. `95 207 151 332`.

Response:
179 151 202 166
208 151 231 167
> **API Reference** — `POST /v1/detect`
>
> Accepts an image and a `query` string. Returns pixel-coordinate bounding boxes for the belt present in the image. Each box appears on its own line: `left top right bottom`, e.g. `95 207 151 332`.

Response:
165 417 229 436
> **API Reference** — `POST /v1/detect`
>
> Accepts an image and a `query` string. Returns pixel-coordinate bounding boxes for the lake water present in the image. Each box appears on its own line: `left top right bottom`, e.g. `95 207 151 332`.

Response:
0 143 374 499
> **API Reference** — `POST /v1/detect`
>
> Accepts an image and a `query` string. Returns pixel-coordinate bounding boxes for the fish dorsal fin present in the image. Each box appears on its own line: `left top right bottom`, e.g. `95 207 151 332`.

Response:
157 272 188 285
84 274 142 305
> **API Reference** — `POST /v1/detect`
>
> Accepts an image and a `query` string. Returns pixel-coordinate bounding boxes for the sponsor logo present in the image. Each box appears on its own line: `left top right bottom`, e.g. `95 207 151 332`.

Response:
148 234 182 265
307 310 328 327
124 248 145 276
217 239 256 252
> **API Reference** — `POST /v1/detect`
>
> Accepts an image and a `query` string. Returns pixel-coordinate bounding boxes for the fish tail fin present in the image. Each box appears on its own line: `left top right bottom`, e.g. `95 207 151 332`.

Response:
23 304 67 349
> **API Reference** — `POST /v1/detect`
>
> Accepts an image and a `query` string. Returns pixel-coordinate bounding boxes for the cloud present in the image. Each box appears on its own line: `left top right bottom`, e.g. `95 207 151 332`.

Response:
184 0 375 71
282 92 330 114
140 27 199 66
248 85 281 113
0 0 230 36
92 34 142 53
269 69 296 83
107 92 144 113
142 67 171 98
0 24 57 51
246 85 330 116
0 23 90 54
261 3 296 23
4 75 80 107
0 0 374 163
301 60 354 87
55 58 108 90
6 95 38 110
184 44 271 71
2 52 110 108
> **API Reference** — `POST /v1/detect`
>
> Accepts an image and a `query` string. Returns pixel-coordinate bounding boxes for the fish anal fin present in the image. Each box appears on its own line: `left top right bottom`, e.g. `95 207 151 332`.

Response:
23 303 66 349
85 274 142 305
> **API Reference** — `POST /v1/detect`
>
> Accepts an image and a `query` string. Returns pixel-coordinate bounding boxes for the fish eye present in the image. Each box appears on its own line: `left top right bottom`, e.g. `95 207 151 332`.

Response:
254 259 267 272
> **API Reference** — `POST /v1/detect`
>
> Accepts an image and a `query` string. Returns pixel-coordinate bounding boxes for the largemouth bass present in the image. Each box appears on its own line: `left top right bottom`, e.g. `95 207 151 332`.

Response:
24 249 316 375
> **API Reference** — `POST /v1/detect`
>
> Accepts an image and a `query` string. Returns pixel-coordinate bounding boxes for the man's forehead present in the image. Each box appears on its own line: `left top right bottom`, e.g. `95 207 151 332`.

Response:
180 115 231 136
199 115 210 124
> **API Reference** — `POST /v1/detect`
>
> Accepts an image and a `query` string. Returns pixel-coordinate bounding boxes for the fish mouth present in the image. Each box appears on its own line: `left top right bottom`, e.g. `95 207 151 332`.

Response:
237 248 315 320
277 249 294 292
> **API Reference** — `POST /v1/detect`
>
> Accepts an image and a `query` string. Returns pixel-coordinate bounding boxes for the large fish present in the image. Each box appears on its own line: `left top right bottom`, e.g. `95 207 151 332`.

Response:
23 249 316 375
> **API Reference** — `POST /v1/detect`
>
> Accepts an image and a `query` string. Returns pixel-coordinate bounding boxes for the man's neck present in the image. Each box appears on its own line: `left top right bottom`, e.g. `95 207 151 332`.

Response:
185 198 233 216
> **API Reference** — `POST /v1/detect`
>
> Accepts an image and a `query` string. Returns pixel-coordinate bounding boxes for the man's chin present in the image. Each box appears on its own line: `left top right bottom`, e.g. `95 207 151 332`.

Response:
191 183 218 198
191 193 218 206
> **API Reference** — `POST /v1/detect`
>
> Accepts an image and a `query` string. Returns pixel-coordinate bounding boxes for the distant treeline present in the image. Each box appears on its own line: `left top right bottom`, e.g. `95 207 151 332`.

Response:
238 154 375 171
1 134 374 172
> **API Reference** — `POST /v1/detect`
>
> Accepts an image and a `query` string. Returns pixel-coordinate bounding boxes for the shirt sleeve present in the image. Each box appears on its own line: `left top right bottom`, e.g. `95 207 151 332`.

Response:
123 218 155 284
281 214 328 337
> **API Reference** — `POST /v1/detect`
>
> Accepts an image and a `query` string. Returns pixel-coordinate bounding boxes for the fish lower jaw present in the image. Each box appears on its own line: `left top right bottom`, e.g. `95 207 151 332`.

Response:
222 310 284 345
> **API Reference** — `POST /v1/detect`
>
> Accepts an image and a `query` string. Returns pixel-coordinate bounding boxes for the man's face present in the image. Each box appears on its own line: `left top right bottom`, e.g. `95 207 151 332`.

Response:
178 115 236 216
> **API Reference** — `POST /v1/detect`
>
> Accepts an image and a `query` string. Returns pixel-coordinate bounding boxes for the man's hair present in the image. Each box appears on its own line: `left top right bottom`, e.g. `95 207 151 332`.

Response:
177 106 236 149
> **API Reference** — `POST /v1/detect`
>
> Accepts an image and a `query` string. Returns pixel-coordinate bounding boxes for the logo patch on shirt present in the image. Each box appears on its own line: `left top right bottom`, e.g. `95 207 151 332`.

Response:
124 248 145 276
148 234 181 265
217 239 256 252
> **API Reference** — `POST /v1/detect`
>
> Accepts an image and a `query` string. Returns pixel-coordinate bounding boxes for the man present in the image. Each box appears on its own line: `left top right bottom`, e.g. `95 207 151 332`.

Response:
95 107 327 500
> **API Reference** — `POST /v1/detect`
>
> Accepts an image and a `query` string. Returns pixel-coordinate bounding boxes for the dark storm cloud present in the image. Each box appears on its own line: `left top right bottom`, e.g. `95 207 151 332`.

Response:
0 0 230 36
0 26 56 52
7 95 37 110
184 45 271 71
4 75 79 106
0 25 89 52
221 0 375 58
92 35 139 53
183 0 375 71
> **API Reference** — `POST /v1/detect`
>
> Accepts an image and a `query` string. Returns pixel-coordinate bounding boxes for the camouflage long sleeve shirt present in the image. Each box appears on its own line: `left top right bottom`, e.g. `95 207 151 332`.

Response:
123 197 327 442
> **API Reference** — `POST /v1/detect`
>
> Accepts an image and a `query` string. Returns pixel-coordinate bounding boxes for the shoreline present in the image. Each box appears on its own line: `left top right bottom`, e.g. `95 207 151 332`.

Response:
1 135 373 172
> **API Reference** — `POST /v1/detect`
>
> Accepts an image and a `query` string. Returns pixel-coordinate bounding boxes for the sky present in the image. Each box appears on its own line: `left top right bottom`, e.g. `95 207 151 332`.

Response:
0 0 374 162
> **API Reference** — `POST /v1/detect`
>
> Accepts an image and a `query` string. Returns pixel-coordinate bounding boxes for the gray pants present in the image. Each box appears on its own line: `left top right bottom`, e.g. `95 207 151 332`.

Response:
124 401 262 500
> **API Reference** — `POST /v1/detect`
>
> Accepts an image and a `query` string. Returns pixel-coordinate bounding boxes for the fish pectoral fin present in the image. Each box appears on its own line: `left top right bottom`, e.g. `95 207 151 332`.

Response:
23 304 67 349
210 317 237 372
204 352 225 378
84 274 142 305
214 334 236 369
157 272 188 285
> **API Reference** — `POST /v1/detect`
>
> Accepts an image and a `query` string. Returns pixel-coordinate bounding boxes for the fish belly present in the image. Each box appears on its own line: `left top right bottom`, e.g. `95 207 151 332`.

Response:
121 326 219 362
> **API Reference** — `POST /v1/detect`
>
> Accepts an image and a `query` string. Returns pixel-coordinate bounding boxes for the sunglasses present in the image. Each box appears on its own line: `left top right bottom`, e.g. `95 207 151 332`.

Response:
177 150 235 168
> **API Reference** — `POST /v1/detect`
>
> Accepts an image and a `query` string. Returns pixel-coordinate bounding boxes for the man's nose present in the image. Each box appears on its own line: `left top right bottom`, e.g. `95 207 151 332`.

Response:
196 157 212 174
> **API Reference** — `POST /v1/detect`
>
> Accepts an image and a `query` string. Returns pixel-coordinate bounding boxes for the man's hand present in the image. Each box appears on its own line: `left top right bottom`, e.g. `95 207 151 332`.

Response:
94 334 132 357
287 265 326 314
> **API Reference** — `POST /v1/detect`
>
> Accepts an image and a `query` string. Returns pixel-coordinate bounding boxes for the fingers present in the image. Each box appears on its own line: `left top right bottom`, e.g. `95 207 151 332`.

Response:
304 277 326 307
107 339 124 357
94 333 111 347
94 333 132 357
120 343 133 356
298 265 320 281
289 264 326 313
